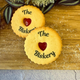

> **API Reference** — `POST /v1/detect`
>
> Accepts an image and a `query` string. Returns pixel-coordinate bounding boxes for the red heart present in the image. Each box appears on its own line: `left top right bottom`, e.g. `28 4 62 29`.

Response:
38 42 47 51
23 18 31 27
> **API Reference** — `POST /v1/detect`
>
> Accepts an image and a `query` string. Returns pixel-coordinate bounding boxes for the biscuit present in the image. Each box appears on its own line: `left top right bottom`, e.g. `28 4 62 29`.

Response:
11 5 45 38
24 27 62 65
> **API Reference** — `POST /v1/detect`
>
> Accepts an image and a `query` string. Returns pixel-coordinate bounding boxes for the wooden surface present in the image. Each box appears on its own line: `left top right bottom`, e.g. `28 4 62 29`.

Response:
0 0 80 70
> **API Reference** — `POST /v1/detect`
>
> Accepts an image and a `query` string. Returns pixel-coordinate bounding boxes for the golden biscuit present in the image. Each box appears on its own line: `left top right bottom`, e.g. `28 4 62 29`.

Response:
24 27 62 65
11 5 45 38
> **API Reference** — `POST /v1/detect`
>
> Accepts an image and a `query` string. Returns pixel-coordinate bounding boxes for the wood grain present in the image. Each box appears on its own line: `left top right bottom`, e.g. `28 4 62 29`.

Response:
0 0 80 69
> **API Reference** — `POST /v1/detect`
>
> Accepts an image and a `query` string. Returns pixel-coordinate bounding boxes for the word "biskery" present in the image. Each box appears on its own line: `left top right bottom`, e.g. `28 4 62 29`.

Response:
19 26 36 33
34 50 56 59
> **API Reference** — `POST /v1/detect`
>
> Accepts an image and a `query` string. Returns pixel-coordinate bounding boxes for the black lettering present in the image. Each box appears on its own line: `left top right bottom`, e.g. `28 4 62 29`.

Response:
19 26 36 33
42 31 44 36
48 53 51 57
19 26 23 31
22 10 26 14
26 9 28 14
46 54 49 58
29 27 36 33
51 51 56 57
40 55 42 58
26 29 29 33
23 30 26 33
37 53 40 58
38 31 43 37
38 30 49 37
43 53 46 58
34 50 56 59
29 30 32 33
34 50 38 56
22 9 32 15
46 33 49 37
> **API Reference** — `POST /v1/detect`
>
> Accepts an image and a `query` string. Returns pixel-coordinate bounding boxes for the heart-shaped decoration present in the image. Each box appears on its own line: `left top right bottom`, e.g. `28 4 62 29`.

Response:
38 42 47 51
23 18 31 27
